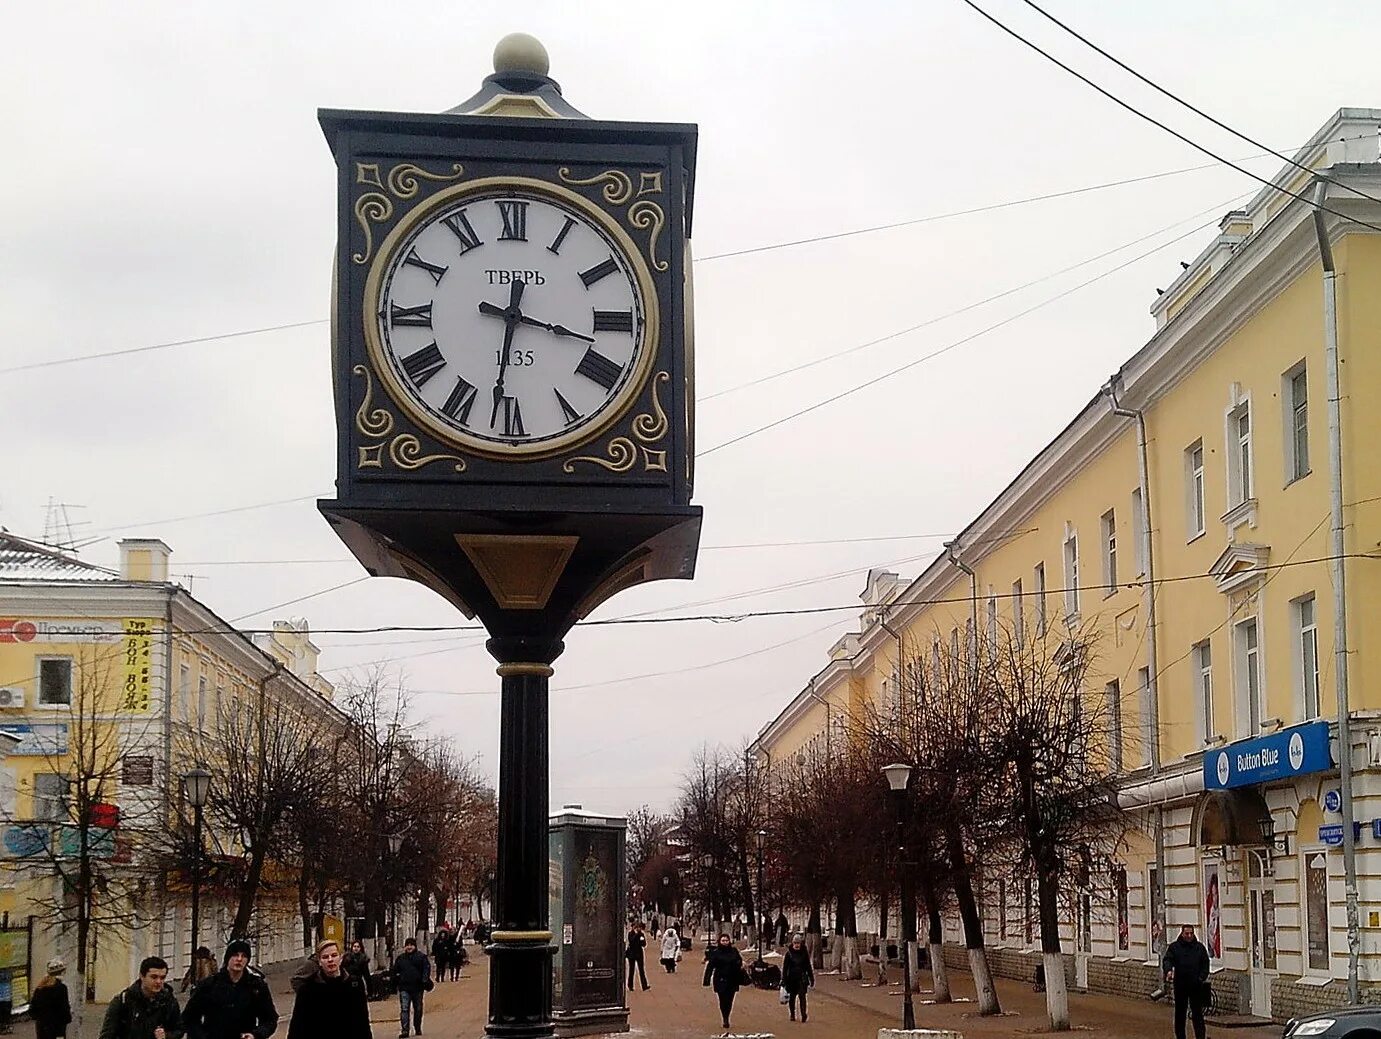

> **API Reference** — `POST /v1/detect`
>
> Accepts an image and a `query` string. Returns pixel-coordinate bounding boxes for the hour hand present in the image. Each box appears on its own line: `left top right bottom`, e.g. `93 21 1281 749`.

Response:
478 301 507 320
518 314 595 343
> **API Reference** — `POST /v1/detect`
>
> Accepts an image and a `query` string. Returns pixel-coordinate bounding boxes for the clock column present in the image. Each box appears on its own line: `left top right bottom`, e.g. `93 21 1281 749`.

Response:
486 634 560 1039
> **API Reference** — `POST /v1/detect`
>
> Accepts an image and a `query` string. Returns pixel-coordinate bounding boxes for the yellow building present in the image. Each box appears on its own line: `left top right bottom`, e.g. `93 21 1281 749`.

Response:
753 108 1381 1022
0 533 341 1002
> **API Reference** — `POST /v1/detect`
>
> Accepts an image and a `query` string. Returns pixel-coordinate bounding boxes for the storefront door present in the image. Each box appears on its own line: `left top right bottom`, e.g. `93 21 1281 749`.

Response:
1246 851 1275 1017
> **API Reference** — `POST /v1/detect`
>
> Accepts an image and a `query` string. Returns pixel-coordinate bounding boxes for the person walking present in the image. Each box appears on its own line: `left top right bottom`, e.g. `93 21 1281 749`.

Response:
702 933 745 1031
29 959 72 1039
781 933 814 1023
625 922 649 991
450 937 468 981
183 941 278 1039
98 957 183 1039
180 949 216 995
343 940 372 995
430 926 453 985
287 940 370 1039
659 926 681 974
392 937 432 1038
1162 924 1211 1039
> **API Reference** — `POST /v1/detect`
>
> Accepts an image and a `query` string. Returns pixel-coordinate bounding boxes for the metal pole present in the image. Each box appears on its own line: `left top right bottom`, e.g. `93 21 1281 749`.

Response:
895 791 915 1031
486 636 560 1039
756 847 765 962
1312 184 1359 1003
190 803 202 969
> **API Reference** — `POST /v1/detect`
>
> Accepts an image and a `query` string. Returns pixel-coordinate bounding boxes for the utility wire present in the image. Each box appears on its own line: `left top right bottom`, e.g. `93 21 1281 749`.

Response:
1017 0 1381 210
699 207 1233 458
6 137 1350 380
958 0 1381 236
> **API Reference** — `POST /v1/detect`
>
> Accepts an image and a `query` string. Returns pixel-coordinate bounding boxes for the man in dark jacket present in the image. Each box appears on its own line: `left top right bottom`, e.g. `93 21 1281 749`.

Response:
1161 924 1211 1039
183 941 278 1039
392 937 431 1038
287 941 370 1039
429 928 454 984
99 957 183 1039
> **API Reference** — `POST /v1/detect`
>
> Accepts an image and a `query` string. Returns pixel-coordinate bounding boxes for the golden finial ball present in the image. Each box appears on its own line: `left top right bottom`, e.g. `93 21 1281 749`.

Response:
493 33 550 78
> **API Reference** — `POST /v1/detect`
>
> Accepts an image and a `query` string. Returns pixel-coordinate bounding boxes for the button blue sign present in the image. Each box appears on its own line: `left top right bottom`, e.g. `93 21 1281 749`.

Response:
1203 721 1332 790
1324 789 1342 814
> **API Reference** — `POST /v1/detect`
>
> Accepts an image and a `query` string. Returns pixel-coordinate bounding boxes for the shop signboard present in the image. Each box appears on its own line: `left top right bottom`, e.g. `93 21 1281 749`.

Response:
1203 721 1331 790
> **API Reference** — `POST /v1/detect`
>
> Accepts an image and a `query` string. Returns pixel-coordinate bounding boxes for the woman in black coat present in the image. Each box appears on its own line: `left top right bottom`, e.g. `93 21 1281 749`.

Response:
702 933 745 1030
287 941 371 1039
781 934 814 1022
29 960 71 1039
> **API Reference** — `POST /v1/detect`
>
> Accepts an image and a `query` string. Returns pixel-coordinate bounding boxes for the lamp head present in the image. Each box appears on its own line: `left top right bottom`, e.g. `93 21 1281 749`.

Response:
183 766 212 808
882 762 913 792
388 833 403 855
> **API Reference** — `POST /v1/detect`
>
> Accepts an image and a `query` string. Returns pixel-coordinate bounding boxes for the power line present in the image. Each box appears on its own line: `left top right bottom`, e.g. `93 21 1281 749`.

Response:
23 551 1372 638
229 577 371 623
2 140 1330 380
700 190 1242 404
1016 0 1381 210
699 206 1235 458
958 0 1381 237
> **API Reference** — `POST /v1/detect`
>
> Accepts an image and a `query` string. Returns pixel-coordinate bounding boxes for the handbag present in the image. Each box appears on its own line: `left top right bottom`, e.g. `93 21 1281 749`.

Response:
778 986 789 1005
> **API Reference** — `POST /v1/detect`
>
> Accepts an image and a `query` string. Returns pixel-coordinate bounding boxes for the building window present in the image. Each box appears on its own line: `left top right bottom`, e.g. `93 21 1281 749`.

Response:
1236 617 1263 734
1228 403 1253 506
1130 487 1147 577
1105 680 1123 772
1063 529 1080 617
1186 440 1206 538
38 658 73 708
179 663 191 719
1034 563 1047 636
1023 875 1033 944
197 675 208 731
1148 866 1163 955
33 773 67 821
1012 579 1024 647
1137 667 1153 766
1101 509 1118 595
1286 363 1310 483
998 879 1008 940
931 639 942 681
1194 641 1214 744
1296 595 1320 719
1304 850 1330 972
986 592 998 649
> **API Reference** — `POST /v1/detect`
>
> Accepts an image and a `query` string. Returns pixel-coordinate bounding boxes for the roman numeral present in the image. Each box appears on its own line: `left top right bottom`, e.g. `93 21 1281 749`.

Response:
554 388 582 426
440 376 478 425
399 343 446 387
592 309 634 334
547 216 576 255
579 257 619 289
389 302 433 328
442 209 484 254
501 396 525 437
575 349 625 391
497 200 528 242
402 248 448 285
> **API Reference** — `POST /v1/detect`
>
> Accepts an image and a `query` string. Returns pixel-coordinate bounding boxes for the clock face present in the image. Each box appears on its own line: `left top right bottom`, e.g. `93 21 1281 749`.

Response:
365 179 657 457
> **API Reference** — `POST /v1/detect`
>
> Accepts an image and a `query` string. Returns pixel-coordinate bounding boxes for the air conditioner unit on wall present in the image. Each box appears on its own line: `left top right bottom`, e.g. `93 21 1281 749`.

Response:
0 688 23 708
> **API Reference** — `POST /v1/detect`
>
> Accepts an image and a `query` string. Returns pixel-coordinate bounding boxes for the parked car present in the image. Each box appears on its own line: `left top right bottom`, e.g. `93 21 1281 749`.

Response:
1283 1006 1381 1036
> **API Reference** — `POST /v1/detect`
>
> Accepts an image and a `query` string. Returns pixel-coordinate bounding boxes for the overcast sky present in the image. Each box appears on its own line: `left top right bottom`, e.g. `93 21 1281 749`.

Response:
3 1 1378 814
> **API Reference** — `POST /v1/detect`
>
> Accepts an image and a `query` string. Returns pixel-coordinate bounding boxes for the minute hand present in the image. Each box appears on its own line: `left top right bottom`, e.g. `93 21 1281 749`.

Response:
520 315 595 343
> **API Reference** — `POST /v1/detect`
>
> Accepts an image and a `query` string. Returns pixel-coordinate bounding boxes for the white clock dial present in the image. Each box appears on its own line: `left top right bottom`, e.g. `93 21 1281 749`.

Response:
370 184 653 455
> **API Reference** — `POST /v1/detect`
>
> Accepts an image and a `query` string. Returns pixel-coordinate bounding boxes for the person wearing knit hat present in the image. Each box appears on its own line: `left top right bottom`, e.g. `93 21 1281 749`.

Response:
183 942 277 1039
29 960 71 1039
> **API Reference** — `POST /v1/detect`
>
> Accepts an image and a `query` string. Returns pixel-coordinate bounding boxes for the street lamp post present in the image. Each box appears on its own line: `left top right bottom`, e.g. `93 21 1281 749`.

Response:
882 763 916 1031
755 829 766 963
388 832 404 959
182 767 212 971
699 853 714 937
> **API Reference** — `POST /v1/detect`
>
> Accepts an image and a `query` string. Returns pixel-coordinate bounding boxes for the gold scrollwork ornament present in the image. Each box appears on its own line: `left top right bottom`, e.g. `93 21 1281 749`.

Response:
557 167 633 205
352 365 395 438
387 162 465 199
632 372 669 443
389 434 466 473
564 372 671 474
627 201 668 271
352 193 393 265
562 437 637 474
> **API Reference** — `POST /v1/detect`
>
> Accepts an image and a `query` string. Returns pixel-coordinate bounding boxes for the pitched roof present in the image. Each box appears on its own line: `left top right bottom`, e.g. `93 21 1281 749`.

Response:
0 531 121 583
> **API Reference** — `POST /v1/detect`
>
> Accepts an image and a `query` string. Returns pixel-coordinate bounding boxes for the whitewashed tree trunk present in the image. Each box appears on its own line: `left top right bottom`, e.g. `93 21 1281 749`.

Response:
71 971 87 1039
1044 951 1070 1030
908 939 923 992
928 941 951 1002
968 946 999 1016
827 935 843 972
844 937 863 980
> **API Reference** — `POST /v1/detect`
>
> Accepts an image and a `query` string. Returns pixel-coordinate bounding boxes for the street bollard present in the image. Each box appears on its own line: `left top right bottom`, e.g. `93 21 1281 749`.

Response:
877 1030 964 1039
